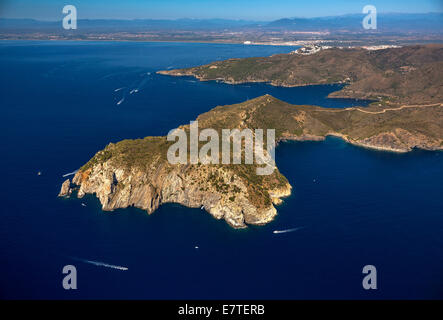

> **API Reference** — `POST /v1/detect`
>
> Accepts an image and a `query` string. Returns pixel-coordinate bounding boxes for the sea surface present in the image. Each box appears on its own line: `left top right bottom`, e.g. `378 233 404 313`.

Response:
0 41 442 299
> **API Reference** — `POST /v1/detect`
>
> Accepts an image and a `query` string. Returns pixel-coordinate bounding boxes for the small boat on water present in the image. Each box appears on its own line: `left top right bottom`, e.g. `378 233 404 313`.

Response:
117 97 125 106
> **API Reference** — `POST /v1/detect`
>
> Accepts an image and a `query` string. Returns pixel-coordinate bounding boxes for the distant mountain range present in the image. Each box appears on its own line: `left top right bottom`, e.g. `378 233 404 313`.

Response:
267 13 443 33
1 13 442 34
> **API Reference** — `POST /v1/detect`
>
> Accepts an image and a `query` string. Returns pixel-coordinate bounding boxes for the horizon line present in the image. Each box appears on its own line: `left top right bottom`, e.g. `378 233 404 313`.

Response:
1 11 442 23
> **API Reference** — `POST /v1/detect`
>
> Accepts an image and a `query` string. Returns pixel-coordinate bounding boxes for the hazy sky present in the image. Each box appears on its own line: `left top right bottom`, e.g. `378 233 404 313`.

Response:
1 0 442 21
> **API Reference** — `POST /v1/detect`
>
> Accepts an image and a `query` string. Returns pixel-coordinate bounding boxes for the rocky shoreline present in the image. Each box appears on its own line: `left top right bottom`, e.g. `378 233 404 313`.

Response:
59 160 292 229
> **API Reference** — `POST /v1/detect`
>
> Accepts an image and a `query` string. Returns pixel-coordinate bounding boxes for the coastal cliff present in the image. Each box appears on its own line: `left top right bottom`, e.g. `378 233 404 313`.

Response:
64 141 291 228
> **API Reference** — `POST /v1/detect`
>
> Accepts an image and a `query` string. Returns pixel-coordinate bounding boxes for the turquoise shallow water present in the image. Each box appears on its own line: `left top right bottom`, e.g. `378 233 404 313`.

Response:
0 41 442 299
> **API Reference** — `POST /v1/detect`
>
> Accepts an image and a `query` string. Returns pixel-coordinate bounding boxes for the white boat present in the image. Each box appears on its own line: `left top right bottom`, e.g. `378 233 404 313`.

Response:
117 97 125 105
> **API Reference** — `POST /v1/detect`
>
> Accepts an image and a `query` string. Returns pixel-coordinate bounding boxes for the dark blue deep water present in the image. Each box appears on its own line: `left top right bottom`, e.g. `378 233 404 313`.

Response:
0 41 442 299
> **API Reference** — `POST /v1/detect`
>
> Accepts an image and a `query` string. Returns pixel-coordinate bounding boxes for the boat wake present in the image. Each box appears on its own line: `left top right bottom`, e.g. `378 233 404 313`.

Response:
135 77 150 91
69 256 128 271
62 170 78 178
273 227 304 234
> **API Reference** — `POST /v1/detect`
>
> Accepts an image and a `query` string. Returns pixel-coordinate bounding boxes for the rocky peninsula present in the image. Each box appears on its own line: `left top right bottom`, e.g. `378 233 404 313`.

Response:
60 94 442 228
158 44 443 105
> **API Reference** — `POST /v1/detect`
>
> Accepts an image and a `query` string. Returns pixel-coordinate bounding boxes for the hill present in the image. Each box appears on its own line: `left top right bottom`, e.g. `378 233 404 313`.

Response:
160 44 443 105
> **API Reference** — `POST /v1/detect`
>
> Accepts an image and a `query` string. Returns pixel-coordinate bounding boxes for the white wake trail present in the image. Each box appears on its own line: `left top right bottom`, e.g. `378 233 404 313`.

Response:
69 256 128 271
273 227 304 234
82 259 128 271
62 170 78 178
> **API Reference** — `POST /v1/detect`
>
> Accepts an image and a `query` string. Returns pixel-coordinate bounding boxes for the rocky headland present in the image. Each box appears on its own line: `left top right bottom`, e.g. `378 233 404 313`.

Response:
60 94 442 228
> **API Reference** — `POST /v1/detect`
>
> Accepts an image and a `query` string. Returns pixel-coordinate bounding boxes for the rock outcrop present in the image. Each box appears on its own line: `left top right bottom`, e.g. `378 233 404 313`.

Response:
58 179 72 197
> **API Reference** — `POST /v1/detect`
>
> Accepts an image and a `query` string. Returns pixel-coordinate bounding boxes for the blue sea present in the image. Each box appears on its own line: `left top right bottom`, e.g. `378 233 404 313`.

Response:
0 41 442 299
